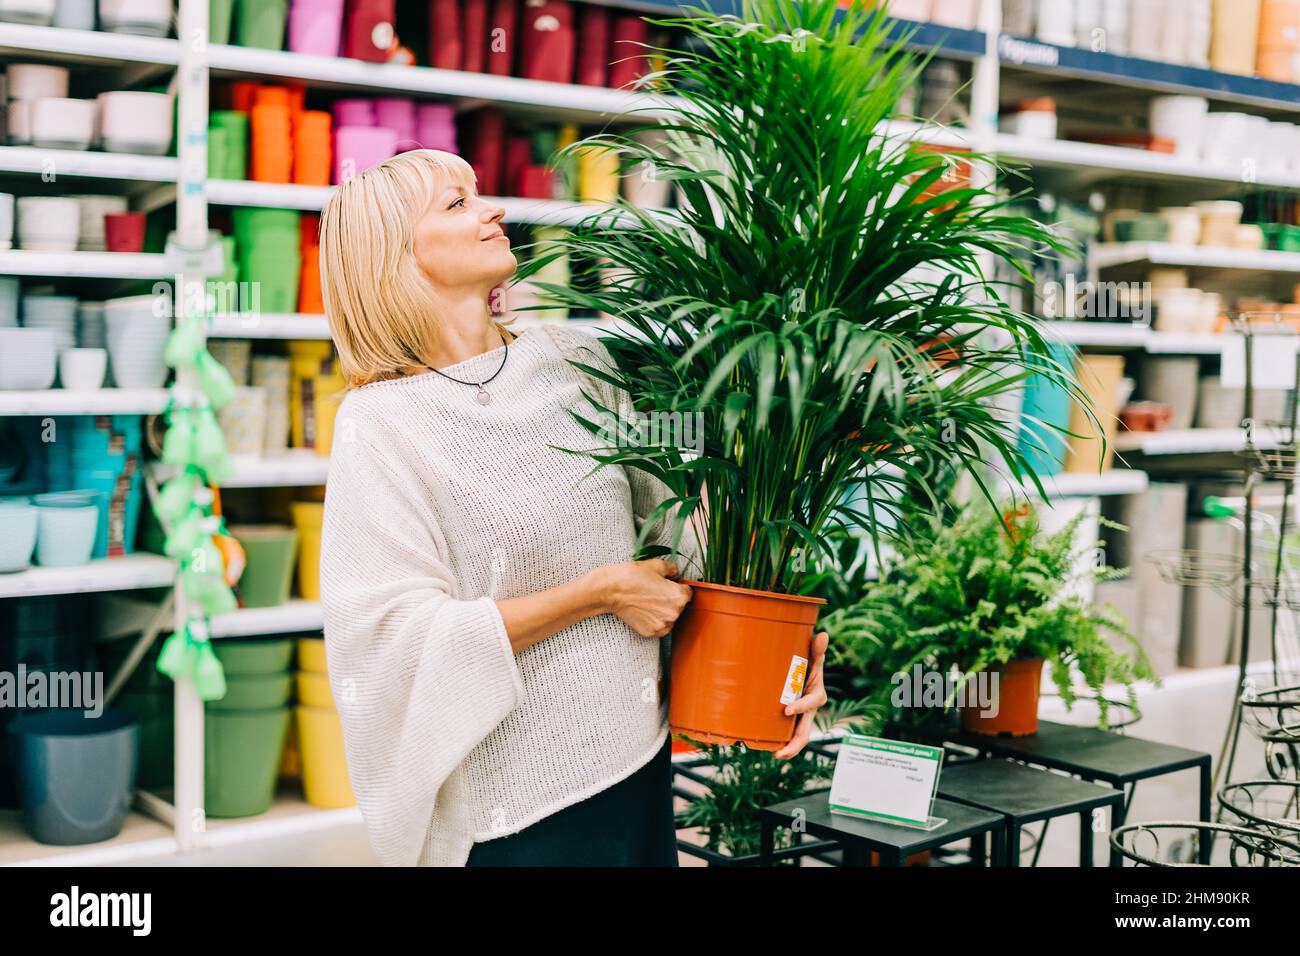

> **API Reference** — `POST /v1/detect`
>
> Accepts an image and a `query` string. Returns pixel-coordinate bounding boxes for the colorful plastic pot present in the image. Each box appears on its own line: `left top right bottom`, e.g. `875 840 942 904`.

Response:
295 669 333 707
287 340 343 455
236 0 288 49
204 706 291 818
211 637 294 676
103 211 145 252
231 524 299 608
297 636 327 673
207 672 294 711
295 704 355 808
290 502 323 600
34 497 98 567
960 659 1045 736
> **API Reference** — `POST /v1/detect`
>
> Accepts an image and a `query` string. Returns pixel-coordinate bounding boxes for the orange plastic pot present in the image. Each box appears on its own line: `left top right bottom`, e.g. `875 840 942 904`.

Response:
960 658 1044 737
669 580 825 751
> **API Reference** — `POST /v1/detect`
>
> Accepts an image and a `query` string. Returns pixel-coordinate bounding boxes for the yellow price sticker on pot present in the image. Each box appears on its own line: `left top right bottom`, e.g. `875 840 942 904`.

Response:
780 655 808 706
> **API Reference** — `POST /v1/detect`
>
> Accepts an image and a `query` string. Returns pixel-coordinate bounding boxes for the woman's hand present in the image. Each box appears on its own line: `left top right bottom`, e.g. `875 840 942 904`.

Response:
773 630 830 760
595 558 694 637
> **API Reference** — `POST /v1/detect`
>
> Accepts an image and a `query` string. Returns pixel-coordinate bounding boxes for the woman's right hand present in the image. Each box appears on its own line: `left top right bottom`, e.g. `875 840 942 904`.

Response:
595 558 694 638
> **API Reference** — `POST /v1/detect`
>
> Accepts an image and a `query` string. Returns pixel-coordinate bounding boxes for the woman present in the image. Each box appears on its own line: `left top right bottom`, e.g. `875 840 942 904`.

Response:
316 148 829 867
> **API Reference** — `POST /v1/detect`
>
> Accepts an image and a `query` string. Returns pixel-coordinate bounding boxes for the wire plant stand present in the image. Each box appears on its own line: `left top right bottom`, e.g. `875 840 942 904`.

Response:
1142 314 1300 862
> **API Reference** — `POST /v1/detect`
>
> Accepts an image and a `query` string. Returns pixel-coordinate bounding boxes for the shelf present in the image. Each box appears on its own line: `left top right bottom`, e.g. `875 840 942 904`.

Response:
0 388 169 415
210 599 323 637
0 554 175 599
0 24 177 69
1092 242 1300 273
994 133 1300 191
997 32 1300 115
206 43 681 121
1042 321 1151 348
0 804 176 867
1012 470 1151 498
205 179 637 226
0 145 178 183
221 449 329 488
1112 427 1291 455
0 250 176 278
206 312 331 339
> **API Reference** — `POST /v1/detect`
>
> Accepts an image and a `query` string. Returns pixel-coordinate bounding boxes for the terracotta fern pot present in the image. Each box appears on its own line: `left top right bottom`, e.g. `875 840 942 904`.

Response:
668 580 825 751
960 658 1044 737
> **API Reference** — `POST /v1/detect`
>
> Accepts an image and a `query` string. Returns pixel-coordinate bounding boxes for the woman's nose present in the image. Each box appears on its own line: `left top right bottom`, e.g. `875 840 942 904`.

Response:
480 198 505 223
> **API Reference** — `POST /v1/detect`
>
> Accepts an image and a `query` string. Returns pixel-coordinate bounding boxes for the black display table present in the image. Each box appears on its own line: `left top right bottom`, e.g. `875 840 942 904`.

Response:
936 757 1125 866
758 792 1006 867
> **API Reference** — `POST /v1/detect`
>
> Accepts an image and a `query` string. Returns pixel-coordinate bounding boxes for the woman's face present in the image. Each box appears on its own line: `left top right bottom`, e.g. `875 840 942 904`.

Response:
412 178 516 295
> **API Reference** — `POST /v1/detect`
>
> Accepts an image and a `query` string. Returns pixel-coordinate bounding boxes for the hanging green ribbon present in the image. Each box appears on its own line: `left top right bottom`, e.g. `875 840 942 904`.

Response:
151 305 244 698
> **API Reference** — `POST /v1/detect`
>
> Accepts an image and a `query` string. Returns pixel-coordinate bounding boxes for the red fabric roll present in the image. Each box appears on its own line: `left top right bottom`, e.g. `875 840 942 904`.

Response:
344 0 396 63
486 0 517 76
520 0 575 84
608 12 648 89
575 3 609 87
429 0 464 70
503 134 532 198
463 108 505 196
462 0 489 72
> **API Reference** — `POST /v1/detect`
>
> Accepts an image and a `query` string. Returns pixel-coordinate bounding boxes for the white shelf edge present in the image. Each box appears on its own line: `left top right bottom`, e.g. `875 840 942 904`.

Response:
209 600 323 637
220 450 330 488
0 145 178 182
0 388 170 415
1112 427 1291 455
1093 242 1300 273
0 554 175 599
0 23 178 65
0 250 176 278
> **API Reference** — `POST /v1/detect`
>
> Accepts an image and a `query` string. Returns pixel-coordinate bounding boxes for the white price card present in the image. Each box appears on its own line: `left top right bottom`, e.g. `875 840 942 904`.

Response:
828 735 945 830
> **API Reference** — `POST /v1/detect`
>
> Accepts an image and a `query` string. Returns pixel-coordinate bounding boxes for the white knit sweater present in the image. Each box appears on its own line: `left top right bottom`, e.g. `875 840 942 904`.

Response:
319 322 702 867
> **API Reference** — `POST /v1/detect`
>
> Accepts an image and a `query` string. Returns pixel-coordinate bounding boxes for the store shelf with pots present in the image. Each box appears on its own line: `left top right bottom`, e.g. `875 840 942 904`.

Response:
0 250 176 277
0 554 176 600
0 146 178 183
1005 469 1151 498
1111 426 1293 455
0 388 169 414
0 805 177 867
0 23 178 70
221 449 330 488
206 43 683 123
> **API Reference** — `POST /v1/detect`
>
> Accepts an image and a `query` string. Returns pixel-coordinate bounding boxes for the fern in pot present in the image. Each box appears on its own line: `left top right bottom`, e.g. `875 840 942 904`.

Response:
824 505 1156 736
519 0 1083 751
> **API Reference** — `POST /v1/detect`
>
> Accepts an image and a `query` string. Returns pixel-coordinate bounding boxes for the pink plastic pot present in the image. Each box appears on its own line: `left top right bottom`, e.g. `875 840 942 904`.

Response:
373 98 416 142
288 0 346 56
333 126 398 184
415 103 457 152
332 98 375 127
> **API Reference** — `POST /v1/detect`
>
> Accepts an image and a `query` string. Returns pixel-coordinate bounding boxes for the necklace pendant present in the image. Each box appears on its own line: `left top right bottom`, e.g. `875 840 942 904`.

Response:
475 386 491 405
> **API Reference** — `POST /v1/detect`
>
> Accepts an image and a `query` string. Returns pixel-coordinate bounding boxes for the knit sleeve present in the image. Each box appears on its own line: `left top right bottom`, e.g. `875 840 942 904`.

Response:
319 409 525 867
542 322 705 579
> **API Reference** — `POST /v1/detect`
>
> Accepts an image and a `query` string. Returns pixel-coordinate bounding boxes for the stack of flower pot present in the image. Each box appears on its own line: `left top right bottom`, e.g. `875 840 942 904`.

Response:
230 523 300 609
3 595 141 846
290 487 326 601
232 208 302 315
43 415 145 559
294 636 355 807
287 342 343 458
206 638 293 818
98 636 174 792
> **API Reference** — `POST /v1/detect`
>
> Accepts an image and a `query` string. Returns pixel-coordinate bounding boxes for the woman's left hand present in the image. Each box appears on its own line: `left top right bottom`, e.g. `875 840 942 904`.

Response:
773 630 829 761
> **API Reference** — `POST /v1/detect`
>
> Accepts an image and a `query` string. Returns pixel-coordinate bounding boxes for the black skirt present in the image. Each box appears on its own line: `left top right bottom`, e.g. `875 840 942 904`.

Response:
464 737 678 867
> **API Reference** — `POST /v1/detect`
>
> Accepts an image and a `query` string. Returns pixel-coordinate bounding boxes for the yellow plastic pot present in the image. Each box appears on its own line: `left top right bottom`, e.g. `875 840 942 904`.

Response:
297 636 327 673
295 704 355 809
296 669 334 707
288 340 344 456
290 501 324 601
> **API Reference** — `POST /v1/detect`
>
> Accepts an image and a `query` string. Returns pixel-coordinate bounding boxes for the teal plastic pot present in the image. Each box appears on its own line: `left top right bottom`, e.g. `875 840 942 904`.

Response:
113 688 173 791
1016 341 1076 476
207 672 293 711
204 706 290 818
212 638 294 675
235 0 288 50
7 709 139 845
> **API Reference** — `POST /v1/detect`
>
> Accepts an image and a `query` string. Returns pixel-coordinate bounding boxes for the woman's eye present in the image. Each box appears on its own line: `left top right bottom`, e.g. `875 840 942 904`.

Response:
450 197 466 209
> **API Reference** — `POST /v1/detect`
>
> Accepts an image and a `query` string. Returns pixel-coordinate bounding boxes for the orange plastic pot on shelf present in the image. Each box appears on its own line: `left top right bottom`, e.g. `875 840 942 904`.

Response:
668 580 825 751
959 658 1044 737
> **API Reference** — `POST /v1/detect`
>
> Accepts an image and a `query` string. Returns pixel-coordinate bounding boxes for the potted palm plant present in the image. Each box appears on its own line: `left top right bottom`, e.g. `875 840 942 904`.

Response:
823 505 1156 735
520 0 1084 750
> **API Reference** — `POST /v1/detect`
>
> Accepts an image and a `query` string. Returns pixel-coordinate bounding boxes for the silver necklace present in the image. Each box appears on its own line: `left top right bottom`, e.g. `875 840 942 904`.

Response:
429 330 510 405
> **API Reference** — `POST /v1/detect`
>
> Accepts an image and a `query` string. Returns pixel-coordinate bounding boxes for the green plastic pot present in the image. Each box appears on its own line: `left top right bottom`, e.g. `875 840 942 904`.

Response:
231 524 300 609
209 111 249 180
204 706 291 818
231 206 297 247
210 0 235 44
207 672 293 711
1113 215 1168 243
241 243 301 313
208 125 229 181
235 0 288 50
212 638 294 676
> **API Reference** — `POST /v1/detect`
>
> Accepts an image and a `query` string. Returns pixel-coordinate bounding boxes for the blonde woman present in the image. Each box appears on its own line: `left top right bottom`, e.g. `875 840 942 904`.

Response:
316 149 829 867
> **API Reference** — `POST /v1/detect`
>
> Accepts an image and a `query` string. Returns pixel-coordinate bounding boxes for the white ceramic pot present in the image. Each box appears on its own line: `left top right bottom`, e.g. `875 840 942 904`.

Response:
1102 0 1130 53
35 499 98 567
6 99 32 145
1036 0 1077 45
65 193 128 251
1200 112 1251 167
217 385 268 458
1153 288 1208 335
1265 122 1297 174
58 347 107 390
1148 95 1207 159
1158 207 1201 246
29 96 96 150
0 327 57 389
22 293 78 353
1193 199 1243 247
1185 0 1212 66
16 195 80 252
886 0 931 20
1001 109 1058 139
97 90 173 154
5 63 68 100
930 0 978 29
0 192 13 250
1076 0 1104 48
1127 0 1166 59
0 0 55 25
52 0 95 28
77 300 106 349
98 0 171 36
104 303 170 388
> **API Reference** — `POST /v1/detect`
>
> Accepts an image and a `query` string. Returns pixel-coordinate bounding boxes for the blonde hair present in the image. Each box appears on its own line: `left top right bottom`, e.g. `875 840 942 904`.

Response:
317 148 514 389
